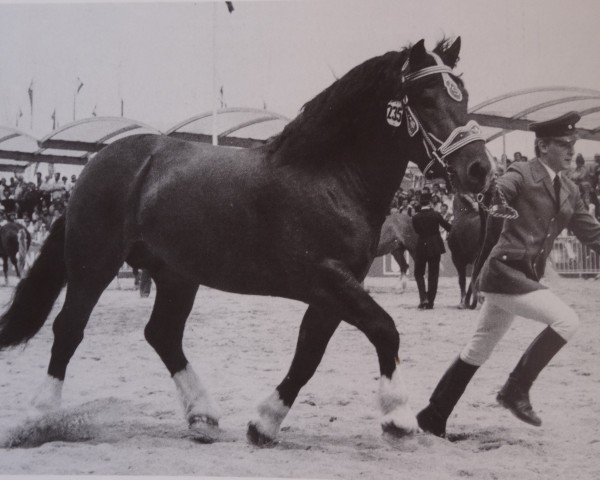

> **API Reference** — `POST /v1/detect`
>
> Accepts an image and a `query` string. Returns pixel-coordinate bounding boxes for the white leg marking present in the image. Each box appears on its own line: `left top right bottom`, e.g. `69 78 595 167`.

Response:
252 391 290 440
379 369 420 434
400 273 407 292
172 364 220 423
30 375 63 412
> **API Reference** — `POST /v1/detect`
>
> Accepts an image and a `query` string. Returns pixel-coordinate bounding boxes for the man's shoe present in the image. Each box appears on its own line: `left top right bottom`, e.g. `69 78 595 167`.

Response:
496 380 541 427
418 301 430 309
416 404 446 437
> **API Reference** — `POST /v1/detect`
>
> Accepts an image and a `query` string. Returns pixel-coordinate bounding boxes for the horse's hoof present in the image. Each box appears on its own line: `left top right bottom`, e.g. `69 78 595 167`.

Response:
382 421 421 437
246 422 276 447
188 415 221 443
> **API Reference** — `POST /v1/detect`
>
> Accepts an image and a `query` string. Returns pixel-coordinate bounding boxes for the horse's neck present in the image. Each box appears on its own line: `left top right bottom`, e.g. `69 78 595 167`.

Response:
351 139 409 220
271 116 409 221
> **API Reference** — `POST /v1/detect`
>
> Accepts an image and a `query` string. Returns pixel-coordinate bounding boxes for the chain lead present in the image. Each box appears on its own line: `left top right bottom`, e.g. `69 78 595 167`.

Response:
477 179 519 220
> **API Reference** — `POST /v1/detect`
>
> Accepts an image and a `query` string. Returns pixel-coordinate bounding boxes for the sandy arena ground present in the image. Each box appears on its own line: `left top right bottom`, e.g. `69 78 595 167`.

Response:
0 271 598 479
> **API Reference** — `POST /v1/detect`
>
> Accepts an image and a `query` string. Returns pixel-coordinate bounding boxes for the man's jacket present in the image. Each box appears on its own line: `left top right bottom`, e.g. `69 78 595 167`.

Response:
479 158 600 294
412 207 451 259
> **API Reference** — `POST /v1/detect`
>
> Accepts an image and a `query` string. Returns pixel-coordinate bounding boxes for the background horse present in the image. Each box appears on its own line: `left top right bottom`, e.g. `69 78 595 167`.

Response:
0 38 491 445
447 194 481 307
376 210 417 291
0 222 31 285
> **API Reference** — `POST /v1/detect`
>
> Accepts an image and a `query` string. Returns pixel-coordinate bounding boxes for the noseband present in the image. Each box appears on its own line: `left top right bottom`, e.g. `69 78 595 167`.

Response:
392 51 486 177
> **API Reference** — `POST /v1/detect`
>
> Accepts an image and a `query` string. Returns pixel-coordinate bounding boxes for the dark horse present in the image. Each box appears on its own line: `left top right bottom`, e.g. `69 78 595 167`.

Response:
0 38 491 445
447 194 481 307
376 210 417 291
0 222 31 286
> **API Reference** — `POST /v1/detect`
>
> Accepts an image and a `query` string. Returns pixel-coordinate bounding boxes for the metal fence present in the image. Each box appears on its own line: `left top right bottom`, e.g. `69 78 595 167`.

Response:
551 234 600 277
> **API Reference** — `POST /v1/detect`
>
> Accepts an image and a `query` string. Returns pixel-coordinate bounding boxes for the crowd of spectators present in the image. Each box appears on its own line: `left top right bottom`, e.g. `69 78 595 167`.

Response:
498 151 600 221
0 171 77 245
388 151 600 229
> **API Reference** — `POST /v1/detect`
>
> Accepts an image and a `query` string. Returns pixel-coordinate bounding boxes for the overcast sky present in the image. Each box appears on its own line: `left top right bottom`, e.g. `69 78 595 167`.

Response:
1 0 600 158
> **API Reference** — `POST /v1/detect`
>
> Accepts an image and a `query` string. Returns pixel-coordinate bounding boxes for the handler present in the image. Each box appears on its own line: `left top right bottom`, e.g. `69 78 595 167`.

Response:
417 111 600 437
412 192 452 309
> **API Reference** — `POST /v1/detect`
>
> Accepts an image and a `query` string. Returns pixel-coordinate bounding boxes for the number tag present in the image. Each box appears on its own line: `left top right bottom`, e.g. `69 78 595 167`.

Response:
386 100 404 127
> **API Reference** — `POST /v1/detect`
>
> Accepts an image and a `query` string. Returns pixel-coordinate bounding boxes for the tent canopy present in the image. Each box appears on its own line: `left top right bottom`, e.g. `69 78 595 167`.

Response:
470 86 600 143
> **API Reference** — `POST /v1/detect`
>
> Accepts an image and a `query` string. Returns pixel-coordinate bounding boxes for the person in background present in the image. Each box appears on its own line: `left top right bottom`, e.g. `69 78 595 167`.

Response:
411 192 452 310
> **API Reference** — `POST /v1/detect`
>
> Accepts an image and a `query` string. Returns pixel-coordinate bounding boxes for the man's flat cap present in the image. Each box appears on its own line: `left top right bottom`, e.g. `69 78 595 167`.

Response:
529 111 580 138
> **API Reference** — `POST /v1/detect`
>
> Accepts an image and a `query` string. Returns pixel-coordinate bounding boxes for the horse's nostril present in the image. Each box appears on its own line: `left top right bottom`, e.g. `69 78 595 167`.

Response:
468 161 488 182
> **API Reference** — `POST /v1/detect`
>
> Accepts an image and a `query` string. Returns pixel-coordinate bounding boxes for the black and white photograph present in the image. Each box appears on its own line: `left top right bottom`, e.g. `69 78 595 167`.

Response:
0 1 599 478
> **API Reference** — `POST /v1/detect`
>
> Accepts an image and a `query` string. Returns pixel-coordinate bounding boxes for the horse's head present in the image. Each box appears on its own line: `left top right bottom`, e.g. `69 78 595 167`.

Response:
391 38 492 194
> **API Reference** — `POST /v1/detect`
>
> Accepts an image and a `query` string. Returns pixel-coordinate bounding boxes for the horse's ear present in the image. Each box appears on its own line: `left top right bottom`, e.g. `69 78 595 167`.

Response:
408 39 427 69
440 36 461 68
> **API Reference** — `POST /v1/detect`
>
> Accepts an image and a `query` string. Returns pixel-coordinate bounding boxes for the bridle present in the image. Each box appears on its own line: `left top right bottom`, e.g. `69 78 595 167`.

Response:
394 50 486 178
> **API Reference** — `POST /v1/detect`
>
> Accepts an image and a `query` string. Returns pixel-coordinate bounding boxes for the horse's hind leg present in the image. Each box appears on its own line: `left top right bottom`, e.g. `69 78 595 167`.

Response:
454 257 467 308
247 306 341 445
391 246 409 292
9 254 20 279
141 269 219 441
32 265 121 411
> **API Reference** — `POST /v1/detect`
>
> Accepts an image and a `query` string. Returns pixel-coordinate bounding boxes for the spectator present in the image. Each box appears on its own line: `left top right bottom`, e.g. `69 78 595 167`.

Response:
50 172 66 206
1 189 16 214
66 174 77 194
566 154 592 186
431 194 442 212
513 151 523 162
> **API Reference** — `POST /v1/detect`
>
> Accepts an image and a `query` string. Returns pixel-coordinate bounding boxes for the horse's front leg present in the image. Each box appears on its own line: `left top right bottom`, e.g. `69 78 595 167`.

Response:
319 261 419 436
10 254 20 279
247 306 341 445
2 256 9 286
322 261 420 435
456 261 467 308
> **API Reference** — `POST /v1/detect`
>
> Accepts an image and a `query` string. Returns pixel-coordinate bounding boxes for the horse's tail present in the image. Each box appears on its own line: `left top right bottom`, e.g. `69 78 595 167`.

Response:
0 216 67 349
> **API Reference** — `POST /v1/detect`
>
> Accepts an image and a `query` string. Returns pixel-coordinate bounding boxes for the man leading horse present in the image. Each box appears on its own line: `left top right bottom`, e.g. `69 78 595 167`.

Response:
417 111 600 437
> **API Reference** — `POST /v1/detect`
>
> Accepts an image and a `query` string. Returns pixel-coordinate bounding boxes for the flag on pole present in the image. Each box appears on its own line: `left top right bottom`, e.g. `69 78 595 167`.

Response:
121 98 124 117
76 77 84 94
51 108 57 129
225 2 234 13
92 104 97 116
262 99 267 110
27 80 34 109
16 108 23 127
28 79 34 129
219 85 226 108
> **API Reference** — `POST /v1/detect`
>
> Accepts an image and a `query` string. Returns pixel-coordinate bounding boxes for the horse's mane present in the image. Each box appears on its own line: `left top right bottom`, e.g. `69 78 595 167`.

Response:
266 38 458 166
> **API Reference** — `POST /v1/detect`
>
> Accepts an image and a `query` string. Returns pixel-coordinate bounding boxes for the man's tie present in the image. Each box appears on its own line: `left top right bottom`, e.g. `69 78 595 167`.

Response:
553 175 561 209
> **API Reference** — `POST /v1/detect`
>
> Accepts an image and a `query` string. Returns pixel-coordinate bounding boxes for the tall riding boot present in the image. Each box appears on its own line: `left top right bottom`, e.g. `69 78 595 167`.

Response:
497 327 567 426
417 357 479 437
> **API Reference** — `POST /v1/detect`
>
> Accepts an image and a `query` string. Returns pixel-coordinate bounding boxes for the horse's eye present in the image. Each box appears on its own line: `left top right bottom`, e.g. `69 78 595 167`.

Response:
420 97 437 109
